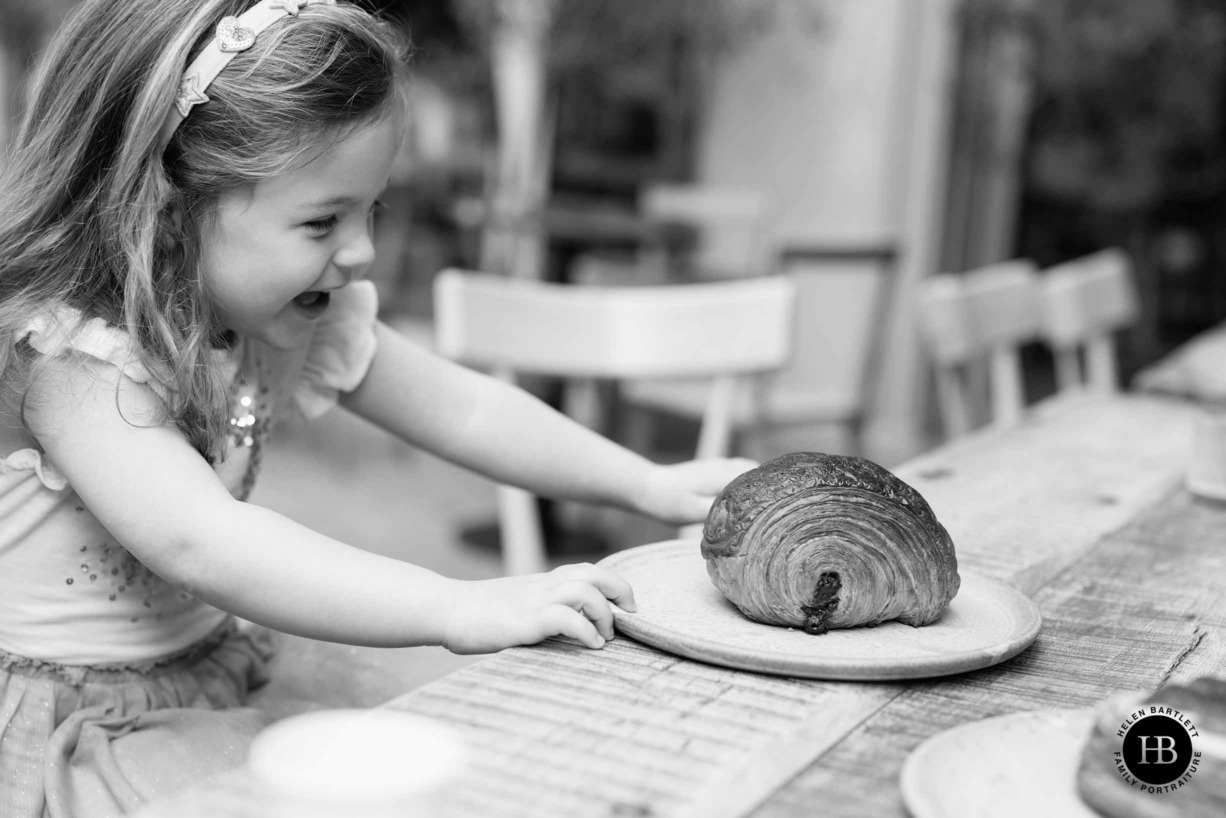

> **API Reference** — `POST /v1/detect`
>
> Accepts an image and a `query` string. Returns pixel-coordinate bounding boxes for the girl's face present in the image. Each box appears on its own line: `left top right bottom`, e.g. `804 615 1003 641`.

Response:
200 117 401 350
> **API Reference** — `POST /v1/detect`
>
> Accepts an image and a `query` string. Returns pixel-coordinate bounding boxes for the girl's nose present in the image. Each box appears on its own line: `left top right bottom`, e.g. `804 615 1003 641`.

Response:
332 221 377 275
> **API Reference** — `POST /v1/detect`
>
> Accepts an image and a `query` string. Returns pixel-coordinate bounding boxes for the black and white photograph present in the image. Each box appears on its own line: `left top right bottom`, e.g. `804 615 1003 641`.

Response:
0 0 1222 816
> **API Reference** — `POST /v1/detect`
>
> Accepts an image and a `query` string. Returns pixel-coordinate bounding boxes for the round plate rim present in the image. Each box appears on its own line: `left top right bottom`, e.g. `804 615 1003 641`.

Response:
899 708 1096 818
598 539 1042 681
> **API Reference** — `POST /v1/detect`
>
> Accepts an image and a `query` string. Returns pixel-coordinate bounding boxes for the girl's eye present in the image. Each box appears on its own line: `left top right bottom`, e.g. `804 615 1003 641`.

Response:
304 215 338 234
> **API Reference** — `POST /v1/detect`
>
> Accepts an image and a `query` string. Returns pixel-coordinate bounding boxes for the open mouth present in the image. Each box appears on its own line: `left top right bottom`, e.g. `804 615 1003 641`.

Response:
292 290 331 314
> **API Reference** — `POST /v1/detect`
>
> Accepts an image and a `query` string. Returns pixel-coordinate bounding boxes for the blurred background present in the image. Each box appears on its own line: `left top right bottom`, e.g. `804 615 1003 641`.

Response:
3 0 1226 700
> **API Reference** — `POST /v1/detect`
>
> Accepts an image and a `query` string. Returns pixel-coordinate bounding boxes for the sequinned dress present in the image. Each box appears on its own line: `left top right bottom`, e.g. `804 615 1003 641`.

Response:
0 282 379 818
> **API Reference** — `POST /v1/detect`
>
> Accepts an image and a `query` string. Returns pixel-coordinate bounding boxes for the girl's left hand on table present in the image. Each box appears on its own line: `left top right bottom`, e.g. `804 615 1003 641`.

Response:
634 458 757 524
439 563 637 655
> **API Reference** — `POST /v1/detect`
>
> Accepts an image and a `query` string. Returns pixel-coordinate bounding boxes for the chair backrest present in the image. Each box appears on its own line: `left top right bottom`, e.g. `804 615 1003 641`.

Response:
917 259 1041 437
1038 248 1138 394
638 183 775 280
434 269 796 380
433 268 797 574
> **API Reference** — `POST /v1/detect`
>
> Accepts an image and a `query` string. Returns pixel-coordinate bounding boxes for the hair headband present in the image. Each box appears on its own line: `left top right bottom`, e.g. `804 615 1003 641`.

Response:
159 0 337 145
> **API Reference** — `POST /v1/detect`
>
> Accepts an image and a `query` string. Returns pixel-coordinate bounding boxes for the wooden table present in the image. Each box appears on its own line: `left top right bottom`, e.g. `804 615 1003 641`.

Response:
136 390 1224 817
382 391 1225 817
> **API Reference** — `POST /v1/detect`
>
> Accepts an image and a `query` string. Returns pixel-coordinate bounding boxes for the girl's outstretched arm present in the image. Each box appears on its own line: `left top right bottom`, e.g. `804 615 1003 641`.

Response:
27 358 633 651
342 323 755 524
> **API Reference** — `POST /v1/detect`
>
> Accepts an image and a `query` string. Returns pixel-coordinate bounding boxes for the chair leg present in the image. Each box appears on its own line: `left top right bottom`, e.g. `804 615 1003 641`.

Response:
1053 347 1082 393
935 368 972 438
989 347 1025 427
1085 335 1118 393
497 485 548 576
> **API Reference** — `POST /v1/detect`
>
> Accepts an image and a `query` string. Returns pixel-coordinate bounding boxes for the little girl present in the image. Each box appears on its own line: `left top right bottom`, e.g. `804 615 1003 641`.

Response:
0 1 753 814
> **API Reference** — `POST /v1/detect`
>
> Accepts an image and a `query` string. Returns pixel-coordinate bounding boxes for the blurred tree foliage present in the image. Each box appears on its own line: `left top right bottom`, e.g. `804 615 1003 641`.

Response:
385 0 817 179
1021 0 1226 212
390 0 802 97
987 0 1226 357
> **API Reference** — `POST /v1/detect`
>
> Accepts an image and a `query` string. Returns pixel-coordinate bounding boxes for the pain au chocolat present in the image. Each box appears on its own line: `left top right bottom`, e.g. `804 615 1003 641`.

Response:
700 452 959 634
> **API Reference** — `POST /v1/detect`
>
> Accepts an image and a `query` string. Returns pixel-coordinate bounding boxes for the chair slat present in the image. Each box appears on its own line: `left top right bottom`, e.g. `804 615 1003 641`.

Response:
1038 248 1137 393
917 259 1040 437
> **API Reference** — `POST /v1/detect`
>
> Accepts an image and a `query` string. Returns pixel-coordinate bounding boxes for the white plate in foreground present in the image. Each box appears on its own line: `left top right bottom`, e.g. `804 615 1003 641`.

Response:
598 540 1041 681
900 709 1097 818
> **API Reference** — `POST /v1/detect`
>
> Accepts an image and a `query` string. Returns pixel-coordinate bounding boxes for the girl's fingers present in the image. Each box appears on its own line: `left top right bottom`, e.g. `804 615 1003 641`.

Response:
555 580 615 640
553 563 637 613
544 604 605 649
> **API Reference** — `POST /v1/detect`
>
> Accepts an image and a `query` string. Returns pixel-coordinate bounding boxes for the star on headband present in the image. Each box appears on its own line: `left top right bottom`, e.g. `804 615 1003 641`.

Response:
174 73 210 117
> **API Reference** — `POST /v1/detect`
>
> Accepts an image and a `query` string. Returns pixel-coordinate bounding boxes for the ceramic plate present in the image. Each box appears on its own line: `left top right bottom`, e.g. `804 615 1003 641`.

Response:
900 709 1097 818
598 540 1041 681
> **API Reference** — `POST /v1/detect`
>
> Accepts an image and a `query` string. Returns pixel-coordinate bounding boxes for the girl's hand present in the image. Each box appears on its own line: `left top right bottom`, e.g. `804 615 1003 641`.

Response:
634 458 758 524
440 563 637 655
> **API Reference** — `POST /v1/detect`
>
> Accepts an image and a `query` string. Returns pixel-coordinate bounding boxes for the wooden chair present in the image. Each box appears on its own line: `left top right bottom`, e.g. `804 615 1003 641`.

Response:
1037 248 1138 394
571 185 890 462
917 259 1041 438
432 268 798 575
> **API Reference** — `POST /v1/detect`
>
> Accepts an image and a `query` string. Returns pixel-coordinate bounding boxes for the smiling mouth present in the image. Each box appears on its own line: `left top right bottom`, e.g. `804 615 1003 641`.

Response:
292 290 331 315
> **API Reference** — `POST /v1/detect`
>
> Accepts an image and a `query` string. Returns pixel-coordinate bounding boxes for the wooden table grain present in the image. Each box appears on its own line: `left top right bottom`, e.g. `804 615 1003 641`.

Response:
382 391 1225 818
134 391 1224 817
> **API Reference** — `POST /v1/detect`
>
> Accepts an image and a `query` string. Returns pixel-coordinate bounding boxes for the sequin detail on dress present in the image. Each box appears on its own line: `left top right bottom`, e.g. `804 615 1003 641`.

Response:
65 542 174 622
226 345 273 501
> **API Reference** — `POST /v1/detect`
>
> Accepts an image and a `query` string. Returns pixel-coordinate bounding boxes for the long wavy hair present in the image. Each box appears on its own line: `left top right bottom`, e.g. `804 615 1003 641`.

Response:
0 0 409 462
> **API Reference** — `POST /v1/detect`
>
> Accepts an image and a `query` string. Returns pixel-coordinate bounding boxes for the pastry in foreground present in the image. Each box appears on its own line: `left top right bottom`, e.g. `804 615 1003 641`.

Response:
1076 676 1226 818
699 452 959 634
